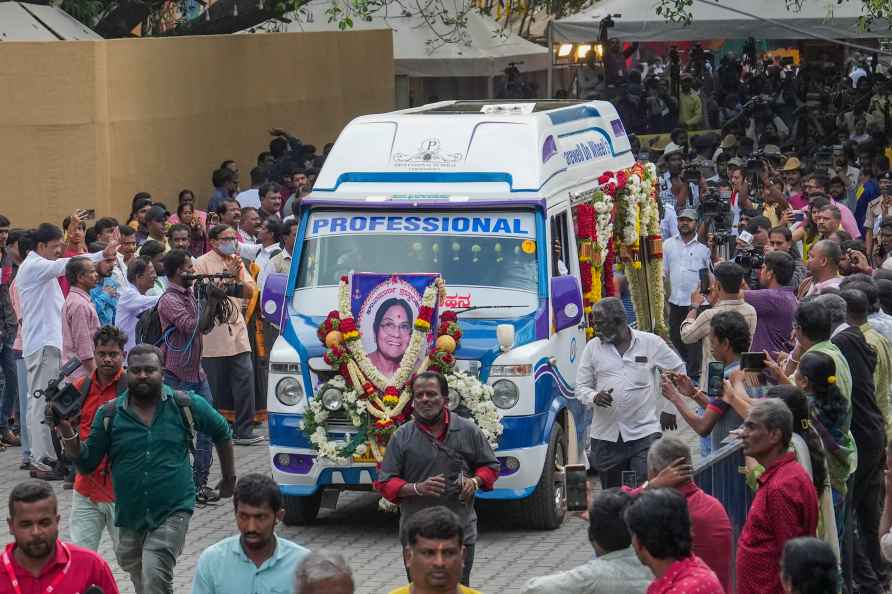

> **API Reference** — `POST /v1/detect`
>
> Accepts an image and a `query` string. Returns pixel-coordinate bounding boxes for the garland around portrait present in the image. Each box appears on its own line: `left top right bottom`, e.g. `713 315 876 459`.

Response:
300 276 502 465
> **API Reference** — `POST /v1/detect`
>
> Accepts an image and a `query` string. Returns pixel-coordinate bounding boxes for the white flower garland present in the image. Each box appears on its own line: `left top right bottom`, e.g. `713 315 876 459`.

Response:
304 276 503 467
304 371 503 464
592 191 614 266
447 372 503 447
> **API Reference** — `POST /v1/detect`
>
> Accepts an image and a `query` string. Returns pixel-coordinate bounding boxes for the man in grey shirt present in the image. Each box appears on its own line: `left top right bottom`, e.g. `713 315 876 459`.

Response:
522 489 651 594
375 370 499 586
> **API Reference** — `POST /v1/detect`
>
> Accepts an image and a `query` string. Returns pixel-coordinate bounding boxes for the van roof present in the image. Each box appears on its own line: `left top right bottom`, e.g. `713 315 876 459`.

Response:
309 100 635 205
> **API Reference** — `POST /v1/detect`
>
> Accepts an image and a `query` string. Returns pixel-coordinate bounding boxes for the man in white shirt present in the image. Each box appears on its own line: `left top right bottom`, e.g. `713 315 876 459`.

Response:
258 219 297 294
235 167 266 209
115 258 161 353
663 209 711 379
17 217 117 474
575 298 685 489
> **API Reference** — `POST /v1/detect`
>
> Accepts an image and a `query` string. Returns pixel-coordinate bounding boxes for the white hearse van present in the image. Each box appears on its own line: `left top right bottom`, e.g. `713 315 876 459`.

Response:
262 100 635 528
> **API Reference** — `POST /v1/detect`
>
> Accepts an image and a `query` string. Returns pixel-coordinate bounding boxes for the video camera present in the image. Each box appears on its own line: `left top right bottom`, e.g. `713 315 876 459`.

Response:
37 357 84 421
184 271 242 300
734 245 765 269
682 165 701 184
699 183 733 247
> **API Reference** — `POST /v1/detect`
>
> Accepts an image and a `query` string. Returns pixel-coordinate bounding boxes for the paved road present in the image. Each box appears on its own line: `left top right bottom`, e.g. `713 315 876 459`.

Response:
0 416 702 594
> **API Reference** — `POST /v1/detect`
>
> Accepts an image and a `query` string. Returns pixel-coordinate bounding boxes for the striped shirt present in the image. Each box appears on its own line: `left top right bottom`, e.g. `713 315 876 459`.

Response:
157 281 204 383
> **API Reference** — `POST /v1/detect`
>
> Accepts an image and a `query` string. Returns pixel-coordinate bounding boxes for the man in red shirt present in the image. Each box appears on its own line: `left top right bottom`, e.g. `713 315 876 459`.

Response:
625 436 732 592
624 488 724 594
69 326 127 552
736 398 818 594
2 479 119 594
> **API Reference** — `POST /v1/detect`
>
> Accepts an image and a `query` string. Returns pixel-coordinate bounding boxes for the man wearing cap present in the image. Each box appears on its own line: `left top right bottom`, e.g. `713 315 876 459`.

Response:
782 157 808 210
712 134 737 162
137 206 170 256
865 171 892 256
663 209 711 379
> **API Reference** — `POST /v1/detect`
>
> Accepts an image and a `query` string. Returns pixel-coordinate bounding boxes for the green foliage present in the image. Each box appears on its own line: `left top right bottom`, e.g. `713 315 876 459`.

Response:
653 0 892 28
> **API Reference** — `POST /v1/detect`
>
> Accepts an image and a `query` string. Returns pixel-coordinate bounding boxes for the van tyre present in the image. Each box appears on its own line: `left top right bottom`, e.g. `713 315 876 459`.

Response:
522 423 567 530
283 493 322 525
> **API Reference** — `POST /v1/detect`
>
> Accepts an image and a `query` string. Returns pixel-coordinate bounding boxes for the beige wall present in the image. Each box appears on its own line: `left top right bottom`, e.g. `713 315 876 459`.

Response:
0 30 394 227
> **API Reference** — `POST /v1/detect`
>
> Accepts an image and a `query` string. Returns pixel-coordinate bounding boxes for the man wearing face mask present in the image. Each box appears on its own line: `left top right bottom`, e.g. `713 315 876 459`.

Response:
194 225 263 446
576 298 686 489
374 371 499 587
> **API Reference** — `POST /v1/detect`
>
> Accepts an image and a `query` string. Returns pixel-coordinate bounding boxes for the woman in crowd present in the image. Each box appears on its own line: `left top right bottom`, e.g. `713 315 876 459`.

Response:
169 189 208 227
176 201 207 258
781 537 839 594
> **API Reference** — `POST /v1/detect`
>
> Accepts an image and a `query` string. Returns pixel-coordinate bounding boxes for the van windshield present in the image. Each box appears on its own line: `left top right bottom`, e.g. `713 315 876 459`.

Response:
297 210 539 293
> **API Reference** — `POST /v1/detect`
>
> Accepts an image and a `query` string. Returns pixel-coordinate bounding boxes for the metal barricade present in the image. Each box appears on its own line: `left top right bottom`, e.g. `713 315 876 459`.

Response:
693 438 754 590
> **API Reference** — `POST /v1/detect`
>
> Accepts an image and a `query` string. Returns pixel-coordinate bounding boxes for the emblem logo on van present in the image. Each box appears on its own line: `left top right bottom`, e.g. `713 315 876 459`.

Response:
542 135 558 163
393 138 462 170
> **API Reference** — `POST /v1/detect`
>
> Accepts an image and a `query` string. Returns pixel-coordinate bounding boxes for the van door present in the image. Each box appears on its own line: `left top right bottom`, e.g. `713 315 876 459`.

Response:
547 208 587 394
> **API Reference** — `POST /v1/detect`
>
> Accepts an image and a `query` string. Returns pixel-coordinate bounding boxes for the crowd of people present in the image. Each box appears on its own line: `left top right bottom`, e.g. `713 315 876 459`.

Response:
7 48 892 593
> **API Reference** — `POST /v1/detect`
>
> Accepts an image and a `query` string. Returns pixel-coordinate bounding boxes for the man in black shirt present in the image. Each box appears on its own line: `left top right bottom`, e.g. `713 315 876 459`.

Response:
816 292 885 594
838 289 888 592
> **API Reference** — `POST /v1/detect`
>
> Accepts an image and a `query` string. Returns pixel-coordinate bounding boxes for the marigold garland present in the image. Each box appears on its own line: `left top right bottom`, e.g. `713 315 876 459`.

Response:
301 277 502 465
576 162 665 337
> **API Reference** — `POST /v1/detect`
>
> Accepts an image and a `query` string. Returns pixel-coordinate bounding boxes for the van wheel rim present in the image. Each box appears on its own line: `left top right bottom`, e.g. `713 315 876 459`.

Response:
553 442 566 516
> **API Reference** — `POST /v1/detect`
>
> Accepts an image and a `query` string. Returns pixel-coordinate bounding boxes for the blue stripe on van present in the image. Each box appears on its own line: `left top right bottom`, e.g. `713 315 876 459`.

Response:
312 169 571 193
547 105 602 125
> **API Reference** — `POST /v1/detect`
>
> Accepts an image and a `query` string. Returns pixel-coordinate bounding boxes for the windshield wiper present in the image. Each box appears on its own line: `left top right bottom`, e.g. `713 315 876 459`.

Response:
453 305 528 314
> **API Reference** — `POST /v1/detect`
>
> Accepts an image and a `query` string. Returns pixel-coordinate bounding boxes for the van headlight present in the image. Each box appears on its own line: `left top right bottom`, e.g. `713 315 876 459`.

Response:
492 379 519 409
447 388 462 410
320 384 344 411
276 377 303 406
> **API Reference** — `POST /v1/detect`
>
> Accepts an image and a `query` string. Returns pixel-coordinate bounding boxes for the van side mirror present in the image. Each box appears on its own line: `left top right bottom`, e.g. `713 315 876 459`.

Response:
261 272 288 327
551 275 583 332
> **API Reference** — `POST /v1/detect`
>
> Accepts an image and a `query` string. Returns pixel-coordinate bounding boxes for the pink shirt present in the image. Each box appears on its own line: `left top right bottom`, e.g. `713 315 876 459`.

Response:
62 286 100 381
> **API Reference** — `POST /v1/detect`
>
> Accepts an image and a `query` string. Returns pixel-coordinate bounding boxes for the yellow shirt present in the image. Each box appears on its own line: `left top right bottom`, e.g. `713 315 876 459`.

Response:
389 584 483 594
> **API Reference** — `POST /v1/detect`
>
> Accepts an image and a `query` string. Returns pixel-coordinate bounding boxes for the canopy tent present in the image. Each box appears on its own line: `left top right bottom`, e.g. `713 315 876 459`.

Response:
551 0 892 43
0 1 101 41
241 0 549 77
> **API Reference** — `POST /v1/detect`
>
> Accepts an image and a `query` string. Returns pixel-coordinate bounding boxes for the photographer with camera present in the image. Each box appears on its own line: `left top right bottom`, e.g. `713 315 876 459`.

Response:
766 226 809 290
157 249 226 503
194 225 263 447
660 146 704 213
67 326 127 552
54 344 235 594
743 251 798 353
735 216 770 289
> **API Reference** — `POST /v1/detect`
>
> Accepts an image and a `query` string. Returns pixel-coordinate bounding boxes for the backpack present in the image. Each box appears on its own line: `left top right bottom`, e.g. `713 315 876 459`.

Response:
100 390 196 454
135 303 165 347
